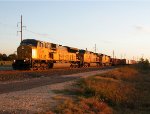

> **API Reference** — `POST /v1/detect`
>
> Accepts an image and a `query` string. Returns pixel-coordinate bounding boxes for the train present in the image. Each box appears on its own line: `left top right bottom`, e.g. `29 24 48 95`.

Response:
12 39 127 70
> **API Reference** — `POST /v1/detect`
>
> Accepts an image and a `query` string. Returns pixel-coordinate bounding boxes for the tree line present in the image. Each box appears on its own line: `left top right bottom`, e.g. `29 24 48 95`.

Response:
0 53 17 61
137 58 150 70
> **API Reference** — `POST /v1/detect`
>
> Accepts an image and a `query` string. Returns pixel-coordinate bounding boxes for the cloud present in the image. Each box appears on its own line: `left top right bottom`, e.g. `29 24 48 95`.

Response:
135 25 143 30
134 25 150 33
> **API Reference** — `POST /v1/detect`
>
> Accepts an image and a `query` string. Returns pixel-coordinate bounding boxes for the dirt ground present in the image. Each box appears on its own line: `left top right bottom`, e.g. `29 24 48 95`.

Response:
0 68 113 114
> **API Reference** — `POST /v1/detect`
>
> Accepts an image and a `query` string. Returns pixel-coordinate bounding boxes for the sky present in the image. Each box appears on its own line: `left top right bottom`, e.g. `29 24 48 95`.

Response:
0 0 150 61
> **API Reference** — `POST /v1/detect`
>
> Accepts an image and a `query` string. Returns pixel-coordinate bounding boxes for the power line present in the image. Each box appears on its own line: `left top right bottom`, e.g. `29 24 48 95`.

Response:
95 44 96 53
0 21 53 39
25 29 56 40
25 29 50 37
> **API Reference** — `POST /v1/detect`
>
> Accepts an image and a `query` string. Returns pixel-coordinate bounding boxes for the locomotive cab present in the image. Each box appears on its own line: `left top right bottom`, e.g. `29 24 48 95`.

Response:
12 39 38 70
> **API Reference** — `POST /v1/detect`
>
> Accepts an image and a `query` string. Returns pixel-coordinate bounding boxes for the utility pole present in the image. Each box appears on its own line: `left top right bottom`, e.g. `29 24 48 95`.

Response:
17 15 25 42
112 50 115 65
95 44 96 53
113 50 114 59
21 15 22 42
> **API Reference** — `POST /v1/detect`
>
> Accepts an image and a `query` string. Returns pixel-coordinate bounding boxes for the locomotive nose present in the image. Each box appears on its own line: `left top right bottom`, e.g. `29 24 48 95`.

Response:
17 45 32 60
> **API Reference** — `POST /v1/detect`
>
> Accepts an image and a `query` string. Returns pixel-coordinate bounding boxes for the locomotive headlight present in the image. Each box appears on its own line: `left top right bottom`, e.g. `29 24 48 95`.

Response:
32 49 37 59
14 60 16 63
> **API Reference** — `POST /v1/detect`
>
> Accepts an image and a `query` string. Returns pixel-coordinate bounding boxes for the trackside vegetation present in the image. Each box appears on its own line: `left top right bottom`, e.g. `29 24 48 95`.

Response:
46 59 150 114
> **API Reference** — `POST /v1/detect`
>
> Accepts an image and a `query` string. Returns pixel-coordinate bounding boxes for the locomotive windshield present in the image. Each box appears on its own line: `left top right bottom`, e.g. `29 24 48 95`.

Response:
79 50 85 53
20 39 38 47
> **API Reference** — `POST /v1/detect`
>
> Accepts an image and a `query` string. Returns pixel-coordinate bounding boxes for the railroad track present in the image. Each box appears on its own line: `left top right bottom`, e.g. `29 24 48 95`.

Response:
0 66 12 71
0 67 114 82
0 66 114 95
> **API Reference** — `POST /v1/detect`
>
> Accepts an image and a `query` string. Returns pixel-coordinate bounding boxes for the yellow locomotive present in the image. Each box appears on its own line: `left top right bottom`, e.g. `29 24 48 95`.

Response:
12 39 79 70
101 54 111 66
12 39 118 70
78 50 101 67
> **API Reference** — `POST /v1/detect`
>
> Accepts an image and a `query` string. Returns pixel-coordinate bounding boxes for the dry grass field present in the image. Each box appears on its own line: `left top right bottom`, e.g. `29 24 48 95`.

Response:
46 65 150 114
0 61 12 66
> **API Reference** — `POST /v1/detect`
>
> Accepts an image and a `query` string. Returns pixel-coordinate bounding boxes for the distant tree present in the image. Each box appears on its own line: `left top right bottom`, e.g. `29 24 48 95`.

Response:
8 54 17 60
144 59 150 69
2 54 7 61
0 53 2 61
138 58 150 70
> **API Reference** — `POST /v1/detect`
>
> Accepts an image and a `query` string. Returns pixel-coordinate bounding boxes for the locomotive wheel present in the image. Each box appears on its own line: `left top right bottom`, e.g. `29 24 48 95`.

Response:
40 63 48 70
70 64 73 68
48 63 53 69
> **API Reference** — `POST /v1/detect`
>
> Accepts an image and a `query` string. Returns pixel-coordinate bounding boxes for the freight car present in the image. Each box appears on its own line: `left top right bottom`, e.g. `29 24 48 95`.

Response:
111 58 126 66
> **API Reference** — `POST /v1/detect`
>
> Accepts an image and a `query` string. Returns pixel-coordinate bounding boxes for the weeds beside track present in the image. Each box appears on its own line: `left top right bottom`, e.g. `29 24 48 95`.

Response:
46 65 150 114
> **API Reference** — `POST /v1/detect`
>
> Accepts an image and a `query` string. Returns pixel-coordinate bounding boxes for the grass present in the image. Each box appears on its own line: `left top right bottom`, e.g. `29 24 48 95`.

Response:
75 77 137 107
0 61 12 66
55 97 112 114
46 65 150 114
